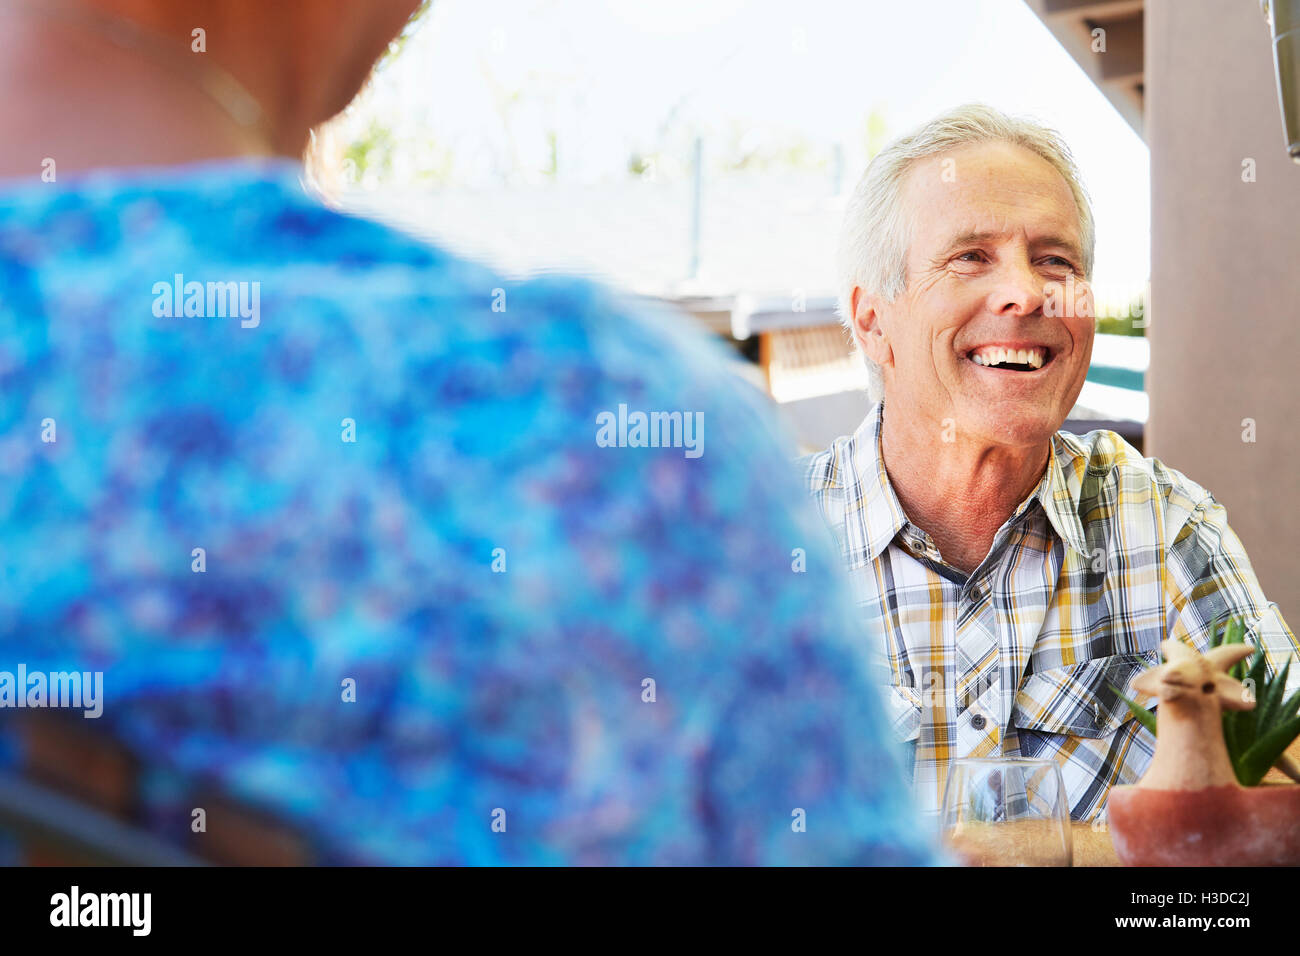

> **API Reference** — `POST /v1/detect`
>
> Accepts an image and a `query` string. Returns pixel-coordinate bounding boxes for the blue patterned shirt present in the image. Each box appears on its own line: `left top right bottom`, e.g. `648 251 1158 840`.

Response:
0 159 935 865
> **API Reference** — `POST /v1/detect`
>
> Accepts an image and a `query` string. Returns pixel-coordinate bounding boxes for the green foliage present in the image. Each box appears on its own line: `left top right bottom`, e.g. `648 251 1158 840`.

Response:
1094 299 1147 337
343 119 398 183
1113 617 1300 786
1212 617 1300 785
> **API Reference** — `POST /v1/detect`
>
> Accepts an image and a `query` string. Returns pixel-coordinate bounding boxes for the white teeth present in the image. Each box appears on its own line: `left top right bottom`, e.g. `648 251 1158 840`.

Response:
969 346 1047 368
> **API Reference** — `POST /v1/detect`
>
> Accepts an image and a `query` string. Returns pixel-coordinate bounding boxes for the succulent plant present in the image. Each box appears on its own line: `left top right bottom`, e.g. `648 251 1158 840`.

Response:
1111 617 1300 786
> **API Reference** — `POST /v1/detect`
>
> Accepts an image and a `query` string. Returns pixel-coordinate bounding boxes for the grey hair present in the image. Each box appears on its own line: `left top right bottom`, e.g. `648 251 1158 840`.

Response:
836 103 1095 399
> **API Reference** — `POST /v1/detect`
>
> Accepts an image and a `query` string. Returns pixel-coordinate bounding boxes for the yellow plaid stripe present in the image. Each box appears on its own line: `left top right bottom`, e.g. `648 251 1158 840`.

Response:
801 402 1299 821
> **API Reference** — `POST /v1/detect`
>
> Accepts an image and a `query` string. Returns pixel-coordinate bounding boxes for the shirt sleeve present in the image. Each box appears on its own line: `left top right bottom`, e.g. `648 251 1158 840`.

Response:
1164 491 1300 694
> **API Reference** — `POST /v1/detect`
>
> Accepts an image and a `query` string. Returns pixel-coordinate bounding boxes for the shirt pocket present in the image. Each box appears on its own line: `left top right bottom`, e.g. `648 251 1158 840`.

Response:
885 683 922 743
1011 649 1161 738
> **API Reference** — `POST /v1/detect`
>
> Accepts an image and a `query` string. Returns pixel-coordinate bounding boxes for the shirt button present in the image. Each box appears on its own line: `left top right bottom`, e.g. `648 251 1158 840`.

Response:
970 713 986 730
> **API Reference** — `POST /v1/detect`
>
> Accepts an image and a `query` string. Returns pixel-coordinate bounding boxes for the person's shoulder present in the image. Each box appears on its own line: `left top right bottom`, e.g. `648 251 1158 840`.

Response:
499 274 812 464
1055 425 1213 519
796 407 877 504
797 439 848 498
232 173 748 384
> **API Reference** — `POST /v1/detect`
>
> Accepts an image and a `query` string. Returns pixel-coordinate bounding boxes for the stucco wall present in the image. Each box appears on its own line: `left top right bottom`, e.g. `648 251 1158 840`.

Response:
1147 0 1300 622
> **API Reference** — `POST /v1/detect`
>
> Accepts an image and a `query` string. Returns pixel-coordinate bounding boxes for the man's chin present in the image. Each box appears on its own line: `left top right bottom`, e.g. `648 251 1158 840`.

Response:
967 407 1064 449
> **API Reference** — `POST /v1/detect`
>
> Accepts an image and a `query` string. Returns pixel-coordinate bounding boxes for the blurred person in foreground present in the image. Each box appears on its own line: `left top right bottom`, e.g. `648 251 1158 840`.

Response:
802 104 1300 861
0 0 935 865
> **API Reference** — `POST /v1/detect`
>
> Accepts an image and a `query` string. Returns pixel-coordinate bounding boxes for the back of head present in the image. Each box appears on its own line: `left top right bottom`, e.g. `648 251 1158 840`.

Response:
0 0 936 866
0 0 427 172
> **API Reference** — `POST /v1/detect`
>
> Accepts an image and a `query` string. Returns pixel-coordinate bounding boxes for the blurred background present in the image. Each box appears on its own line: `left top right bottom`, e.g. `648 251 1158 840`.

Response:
306 0 1299 617
306 0 1150 449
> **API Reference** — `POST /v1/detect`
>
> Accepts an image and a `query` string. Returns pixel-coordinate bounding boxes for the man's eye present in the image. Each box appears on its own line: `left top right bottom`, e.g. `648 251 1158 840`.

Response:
955 251 984 263
1042 256 1076 271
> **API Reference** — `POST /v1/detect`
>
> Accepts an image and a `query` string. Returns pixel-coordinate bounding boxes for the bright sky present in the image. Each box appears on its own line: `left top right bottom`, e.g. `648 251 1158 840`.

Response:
355 0 1149 298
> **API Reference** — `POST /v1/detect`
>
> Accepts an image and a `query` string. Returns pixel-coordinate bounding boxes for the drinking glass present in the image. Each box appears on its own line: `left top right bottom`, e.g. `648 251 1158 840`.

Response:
939 758 1072 866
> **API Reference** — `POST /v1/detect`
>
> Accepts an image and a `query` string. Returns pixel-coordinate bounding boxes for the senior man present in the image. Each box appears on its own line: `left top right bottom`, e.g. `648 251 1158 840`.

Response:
804 105 1300 840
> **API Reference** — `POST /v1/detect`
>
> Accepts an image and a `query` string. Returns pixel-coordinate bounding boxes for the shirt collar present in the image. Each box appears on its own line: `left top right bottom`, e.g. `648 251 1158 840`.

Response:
1039 430 1092 559
851 401 1092 563
851 402 914 564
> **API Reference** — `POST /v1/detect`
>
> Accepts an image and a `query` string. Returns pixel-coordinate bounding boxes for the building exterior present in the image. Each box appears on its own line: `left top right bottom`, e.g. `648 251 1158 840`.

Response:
1030 0 1300 619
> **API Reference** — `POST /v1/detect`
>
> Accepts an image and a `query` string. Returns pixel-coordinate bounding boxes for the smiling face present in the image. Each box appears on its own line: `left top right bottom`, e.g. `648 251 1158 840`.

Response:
853 140 1095 449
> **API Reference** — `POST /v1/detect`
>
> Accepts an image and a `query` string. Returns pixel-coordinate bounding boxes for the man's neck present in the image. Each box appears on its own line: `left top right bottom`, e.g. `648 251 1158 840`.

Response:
0 8 297 181
879 405 1051 575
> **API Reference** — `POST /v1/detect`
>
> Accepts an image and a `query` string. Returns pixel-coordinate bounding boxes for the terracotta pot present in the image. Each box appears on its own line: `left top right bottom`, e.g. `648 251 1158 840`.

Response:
1108 782 1300 866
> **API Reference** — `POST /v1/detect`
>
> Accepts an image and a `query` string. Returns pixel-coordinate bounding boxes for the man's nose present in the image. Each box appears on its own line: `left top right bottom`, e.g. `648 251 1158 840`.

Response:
987 258 1045 318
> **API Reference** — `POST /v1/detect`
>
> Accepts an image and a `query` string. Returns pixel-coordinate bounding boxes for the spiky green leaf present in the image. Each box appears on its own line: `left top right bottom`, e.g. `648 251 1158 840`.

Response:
1236 712 1300 786
1208 615 1224 649
1223 709 1241 771
1224 618 1250 681
1239 648 1269 741
1256 657 1291 734
1109 683 1158 738
1277 684 1300 725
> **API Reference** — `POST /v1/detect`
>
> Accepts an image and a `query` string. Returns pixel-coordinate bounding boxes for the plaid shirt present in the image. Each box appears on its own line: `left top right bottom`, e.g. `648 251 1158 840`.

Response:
801 401 1300 821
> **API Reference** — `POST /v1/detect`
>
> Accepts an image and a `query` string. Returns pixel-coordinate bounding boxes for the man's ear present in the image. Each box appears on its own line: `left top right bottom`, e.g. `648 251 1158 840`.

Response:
850 286 892 370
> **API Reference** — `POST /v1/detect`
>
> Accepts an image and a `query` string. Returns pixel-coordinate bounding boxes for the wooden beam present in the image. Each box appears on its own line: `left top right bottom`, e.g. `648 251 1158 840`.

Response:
1042 0 1143 19
1091 12 1143 82
1023 0 1145 138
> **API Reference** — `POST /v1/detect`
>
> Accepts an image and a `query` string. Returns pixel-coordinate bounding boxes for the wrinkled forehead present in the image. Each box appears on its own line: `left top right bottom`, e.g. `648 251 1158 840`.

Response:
898 141 1082 257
